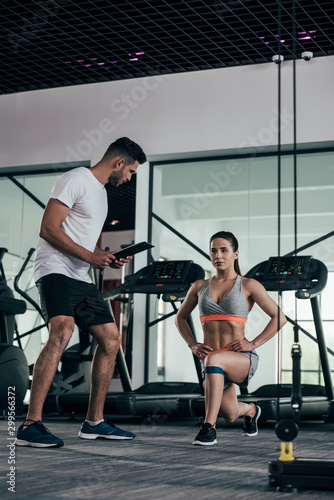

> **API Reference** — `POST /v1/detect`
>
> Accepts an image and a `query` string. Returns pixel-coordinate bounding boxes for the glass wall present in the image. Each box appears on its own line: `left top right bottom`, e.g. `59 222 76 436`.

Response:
148 150 334 388
0 171 77 370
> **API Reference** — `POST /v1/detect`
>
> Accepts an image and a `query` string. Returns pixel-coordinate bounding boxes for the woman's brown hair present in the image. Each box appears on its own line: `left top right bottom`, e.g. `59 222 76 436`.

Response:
210 231 241 275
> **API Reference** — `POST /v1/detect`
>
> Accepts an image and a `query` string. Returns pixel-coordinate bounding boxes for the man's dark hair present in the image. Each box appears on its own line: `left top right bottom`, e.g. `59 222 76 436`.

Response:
103 137 147 165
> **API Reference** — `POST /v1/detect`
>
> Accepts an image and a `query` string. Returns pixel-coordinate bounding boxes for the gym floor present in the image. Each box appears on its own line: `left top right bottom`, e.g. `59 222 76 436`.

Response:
1 416 334 500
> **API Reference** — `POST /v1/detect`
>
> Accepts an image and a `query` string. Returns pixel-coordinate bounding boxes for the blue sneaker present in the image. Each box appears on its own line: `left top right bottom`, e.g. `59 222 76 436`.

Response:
78 420 135 440
16 421 64 448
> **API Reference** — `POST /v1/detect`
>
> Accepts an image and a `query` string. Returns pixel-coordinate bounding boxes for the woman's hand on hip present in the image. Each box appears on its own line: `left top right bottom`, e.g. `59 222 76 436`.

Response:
225 338 254 352
190 342 213 360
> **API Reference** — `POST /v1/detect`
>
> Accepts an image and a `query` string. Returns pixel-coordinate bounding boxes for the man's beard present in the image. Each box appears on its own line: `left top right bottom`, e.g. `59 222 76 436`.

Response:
108 169 123 187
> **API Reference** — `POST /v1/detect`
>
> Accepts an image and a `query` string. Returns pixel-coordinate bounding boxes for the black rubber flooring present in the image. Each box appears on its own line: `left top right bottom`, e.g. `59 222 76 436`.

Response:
1 416 334 500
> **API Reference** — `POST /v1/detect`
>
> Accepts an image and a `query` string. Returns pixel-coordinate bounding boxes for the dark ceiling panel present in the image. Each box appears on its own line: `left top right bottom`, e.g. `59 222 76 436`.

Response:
1 0 333 95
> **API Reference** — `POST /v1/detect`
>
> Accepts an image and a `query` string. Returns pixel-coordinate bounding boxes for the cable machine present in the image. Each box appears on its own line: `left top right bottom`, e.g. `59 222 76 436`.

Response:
268 0 334 491
102 259 205 417
245 254 333 419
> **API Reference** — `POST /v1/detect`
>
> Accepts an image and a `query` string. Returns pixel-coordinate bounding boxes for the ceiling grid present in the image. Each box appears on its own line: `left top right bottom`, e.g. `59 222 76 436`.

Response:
0 0 333 95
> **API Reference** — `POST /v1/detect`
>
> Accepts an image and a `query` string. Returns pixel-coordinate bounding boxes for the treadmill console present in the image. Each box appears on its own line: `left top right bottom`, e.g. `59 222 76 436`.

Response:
103 260 205 301
246 255 327 298
264 256 311 280
146 260 192 284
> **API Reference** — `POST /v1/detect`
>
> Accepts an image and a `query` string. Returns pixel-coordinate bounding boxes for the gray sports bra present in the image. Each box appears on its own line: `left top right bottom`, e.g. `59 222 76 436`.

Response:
198 275 249 324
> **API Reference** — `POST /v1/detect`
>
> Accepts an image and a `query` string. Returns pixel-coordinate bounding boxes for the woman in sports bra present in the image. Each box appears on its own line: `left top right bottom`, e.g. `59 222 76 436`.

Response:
175 231 286 446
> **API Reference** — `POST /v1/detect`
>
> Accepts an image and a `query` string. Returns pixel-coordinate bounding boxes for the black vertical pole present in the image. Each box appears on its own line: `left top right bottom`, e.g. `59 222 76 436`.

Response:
144 162 155 383
187 314 204 393
292 0 297 254
100 248 133 391
104 299 133 392
291 341 302 421
276 0 282 421
116 349 133 392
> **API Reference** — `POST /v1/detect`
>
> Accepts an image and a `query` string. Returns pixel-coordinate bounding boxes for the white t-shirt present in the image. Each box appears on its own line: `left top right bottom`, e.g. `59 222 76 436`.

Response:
33 167 108 283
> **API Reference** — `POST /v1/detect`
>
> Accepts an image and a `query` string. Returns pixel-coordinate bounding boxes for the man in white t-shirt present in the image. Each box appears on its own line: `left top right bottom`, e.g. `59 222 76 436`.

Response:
16 137 147 448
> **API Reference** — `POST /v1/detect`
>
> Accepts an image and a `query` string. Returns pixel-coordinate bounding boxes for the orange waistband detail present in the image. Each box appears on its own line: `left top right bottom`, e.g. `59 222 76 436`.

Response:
211 347 233 352
200 314 247 324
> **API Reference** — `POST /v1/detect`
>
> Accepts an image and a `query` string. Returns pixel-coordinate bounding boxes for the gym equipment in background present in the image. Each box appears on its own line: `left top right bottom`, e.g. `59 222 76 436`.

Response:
245 255 333 420
98 259 205 417
9 246 133 415
0 248 29 413
267 1 334 490
266 259 334 491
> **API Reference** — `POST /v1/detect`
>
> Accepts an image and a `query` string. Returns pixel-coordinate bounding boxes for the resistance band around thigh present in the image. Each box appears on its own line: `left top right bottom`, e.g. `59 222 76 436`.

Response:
204 366 226 379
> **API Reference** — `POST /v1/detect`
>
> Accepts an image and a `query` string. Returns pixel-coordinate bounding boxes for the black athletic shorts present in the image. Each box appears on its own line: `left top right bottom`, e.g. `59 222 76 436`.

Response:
36 273 114 330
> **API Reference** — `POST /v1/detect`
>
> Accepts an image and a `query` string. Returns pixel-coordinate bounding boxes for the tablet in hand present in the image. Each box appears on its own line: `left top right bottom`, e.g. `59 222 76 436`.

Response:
111 241 154 262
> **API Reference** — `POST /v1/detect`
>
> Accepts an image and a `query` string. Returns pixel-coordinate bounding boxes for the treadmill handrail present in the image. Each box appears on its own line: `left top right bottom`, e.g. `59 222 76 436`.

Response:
102 261 204 301
295 259 327 299
0 247 8 263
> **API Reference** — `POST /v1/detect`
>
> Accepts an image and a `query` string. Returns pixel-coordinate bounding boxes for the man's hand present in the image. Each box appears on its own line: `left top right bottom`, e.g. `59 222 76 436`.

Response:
90 247 132 269
110 255 133 269
89 247 114 269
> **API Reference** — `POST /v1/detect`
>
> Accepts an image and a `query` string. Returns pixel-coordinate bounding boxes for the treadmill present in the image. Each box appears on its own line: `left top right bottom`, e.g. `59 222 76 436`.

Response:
100 259 205 417
177 256 334 421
